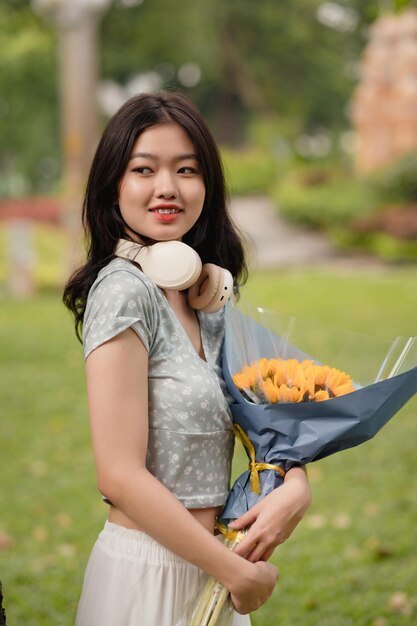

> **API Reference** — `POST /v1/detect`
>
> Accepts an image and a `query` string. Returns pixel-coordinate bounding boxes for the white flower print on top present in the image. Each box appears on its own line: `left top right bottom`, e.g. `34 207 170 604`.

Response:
83 258 234 509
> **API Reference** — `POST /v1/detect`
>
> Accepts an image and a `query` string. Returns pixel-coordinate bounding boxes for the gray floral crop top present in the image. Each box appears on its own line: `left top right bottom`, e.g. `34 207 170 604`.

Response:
82 258 234 509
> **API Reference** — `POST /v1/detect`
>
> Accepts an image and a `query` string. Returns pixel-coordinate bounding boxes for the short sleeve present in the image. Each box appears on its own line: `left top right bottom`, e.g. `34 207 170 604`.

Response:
82 267 155 360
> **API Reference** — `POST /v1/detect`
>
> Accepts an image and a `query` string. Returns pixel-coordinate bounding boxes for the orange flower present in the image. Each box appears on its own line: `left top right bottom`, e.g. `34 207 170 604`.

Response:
277 384 306 403
260 378 279 402
237 364 261 389
233 357 355 404
273 365 287 388
313 389 330 402
313 365 331 388
332 382 355 397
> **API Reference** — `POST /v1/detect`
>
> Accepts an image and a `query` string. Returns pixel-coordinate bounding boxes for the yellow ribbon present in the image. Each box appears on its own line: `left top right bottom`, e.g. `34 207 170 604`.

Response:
215 521 242 541
215 521 248 545
233 424 286 495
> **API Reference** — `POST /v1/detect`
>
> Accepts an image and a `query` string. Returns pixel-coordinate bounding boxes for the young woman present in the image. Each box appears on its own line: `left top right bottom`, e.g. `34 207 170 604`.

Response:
63 91 311 626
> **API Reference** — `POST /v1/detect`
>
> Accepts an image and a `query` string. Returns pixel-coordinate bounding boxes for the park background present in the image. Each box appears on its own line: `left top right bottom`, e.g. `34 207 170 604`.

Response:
1 0 417 624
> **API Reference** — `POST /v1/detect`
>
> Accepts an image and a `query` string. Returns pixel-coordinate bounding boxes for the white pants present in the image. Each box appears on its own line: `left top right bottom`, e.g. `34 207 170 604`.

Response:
75 521 251 626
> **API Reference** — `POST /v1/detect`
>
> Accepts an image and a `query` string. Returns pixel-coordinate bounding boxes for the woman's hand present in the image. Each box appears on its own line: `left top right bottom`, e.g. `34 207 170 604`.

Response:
229 559 279 615
229 466 311 563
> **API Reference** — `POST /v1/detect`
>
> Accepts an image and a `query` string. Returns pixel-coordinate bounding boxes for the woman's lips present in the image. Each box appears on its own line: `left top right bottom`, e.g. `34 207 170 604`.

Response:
149 206 183 222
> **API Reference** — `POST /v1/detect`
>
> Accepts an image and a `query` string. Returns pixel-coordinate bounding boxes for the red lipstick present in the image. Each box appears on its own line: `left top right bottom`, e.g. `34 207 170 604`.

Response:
149 204 183 222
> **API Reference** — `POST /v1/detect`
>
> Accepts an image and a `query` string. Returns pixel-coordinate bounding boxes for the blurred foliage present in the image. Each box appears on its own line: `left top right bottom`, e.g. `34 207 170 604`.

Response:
0 0 397 197
221 148 281 196
393 0 417 11
100 0 376 141
2 0 416 197
379 0 417 10
272 152 417 260
0 224 68 289
274 170 377 227
369 152 417 204
0 1 59 196
332 229 417 260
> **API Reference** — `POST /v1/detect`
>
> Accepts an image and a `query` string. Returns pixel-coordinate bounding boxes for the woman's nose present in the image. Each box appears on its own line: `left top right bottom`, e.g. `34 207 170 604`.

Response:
155 170 178 198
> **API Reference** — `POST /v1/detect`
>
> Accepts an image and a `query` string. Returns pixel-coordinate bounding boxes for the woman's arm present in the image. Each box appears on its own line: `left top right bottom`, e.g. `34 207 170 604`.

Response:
229 466 312 563
85 327 278 614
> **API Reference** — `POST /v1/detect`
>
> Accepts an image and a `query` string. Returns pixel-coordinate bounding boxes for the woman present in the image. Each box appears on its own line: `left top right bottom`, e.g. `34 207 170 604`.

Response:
63 91 311 626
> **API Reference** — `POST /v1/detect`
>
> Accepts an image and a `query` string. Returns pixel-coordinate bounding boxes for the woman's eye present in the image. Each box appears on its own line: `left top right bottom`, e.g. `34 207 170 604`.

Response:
133 166 152 174
178 166 198 174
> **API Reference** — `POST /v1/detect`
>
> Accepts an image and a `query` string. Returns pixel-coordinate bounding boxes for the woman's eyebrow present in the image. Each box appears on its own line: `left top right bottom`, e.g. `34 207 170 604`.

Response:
129 152 199 161
177 153 199 161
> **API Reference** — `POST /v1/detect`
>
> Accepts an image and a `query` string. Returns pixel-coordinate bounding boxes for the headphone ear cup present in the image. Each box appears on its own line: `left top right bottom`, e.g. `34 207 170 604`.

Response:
188 264 233 313
115 239 202 290
138 241 202 290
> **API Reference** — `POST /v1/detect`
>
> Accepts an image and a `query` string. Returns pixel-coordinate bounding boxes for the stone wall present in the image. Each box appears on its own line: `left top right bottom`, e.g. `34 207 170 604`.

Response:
351 9 417 172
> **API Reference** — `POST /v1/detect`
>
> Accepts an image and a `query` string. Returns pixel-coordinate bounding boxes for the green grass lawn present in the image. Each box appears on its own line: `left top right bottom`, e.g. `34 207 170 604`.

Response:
1 265 417 625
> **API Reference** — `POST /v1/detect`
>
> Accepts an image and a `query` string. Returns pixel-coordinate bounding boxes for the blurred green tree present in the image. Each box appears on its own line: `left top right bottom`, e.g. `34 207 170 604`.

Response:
0 0 59 196
2 0 412 195
100 0 371 144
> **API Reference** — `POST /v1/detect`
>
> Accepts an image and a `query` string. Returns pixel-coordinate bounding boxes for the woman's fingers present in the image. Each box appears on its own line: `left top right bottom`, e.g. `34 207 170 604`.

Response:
229 509 257 530
233 530 260 558
237 537 276 563
234 525 279 561
259 546 275 561
247 541 273 563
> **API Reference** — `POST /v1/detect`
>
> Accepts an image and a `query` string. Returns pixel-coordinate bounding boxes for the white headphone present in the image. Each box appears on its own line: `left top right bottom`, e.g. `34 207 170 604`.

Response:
114 239 234 313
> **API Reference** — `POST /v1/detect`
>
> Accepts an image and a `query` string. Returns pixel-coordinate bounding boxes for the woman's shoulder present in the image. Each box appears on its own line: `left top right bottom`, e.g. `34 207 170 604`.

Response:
83 258 159 359
86 257 160 304
84 257 161 324
94 257 155 290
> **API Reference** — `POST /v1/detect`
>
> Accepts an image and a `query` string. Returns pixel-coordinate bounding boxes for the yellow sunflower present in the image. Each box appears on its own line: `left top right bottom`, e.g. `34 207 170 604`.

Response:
233 357 355 403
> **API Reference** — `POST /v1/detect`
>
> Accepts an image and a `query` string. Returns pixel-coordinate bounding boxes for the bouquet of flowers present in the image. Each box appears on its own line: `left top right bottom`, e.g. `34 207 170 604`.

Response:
188 300 417 626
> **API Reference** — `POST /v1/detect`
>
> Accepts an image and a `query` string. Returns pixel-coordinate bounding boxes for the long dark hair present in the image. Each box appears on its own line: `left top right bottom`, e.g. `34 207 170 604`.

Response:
63 91 248 341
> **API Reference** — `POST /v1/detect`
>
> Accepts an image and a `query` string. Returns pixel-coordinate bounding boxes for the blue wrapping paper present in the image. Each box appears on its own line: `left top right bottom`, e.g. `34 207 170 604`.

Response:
219 315 417 524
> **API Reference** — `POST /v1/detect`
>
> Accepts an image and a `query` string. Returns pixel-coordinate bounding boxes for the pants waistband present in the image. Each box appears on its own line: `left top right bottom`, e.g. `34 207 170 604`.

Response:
98 521 197 567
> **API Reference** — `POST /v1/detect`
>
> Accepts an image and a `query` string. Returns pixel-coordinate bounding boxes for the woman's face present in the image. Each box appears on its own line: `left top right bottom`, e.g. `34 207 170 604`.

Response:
118 122 206 242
